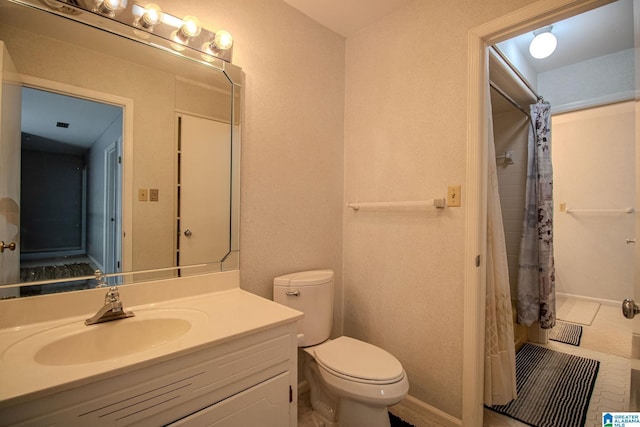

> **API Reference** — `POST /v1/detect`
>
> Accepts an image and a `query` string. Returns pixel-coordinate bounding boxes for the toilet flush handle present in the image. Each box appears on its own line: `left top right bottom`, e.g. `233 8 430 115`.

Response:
286 290 300 296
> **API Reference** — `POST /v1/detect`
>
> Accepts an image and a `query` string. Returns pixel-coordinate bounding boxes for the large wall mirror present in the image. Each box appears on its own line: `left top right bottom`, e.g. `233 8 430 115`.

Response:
0 0 242 298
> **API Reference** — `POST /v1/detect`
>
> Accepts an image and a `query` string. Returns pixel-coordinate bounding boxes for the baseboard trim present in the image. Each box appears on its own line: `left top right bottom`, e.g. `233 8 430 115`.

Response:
390 394 462 427
298 383 461 427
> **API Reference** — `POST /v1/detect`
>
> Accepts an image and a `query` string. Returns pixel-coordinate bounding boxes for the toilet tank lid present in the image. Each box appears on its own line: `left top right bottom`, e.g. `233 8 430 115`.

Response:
274 270 334 286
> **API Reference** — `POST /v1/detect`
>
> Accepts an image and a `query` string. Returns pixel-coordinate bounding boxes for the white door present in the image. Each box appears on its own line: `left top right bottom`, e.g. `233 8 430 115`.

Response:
104 140 120 276
178 114 231 266
0 42 21 298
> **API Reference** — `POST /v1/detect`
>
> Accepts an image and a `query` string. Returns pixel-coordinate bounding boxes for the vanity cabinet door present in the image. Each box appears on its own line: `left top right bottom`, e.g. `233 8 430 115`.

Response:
168 372 290 427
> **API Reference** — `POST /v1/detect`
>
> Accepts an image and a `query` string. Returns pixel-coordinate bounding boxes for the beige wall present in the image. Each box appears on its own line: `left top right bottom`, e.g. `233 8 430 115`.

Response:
344 0 531 418
553 101 635 303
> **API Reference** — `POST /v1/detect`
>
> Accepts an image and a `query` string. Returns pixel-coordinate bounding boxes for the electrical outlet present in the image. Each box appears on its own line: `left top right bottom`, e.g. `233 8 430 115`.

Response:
447 185 461 207
560 202 566 212
138 189 148 201
150 189 159 202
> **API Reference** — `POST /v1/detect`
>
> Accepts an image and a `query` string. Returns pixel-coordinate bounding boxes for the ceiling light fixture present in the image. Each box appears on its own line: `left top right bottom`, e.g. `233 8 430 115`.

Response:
529 26 557 59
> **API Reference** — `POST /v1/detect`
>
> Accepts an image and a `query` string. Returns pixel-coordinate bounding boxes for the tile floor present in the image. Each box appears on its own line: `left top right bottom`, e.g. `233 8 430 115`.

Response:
298 302 633 427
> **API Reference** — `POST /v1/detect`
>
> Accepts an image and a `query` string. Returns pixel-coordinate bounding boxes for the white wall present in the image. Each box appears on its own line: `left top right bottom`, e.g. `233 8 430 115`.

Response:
539 49 636 113
87 115 123 270
494 40 539 92
343 0 531 418
553 101 636 303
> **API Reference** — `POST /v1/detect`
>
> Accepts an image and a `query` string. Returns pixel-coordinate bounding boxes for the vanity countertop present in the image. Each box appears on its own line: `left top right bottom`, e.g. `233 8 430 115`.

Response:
0 285 303 408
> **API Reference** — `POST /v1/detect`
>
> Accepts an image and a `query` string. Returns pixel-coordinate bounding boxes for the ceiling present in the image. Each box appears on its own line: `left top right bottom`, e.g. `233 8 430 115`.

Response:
21 87 122 152
497 0 634 74
281 0 412 38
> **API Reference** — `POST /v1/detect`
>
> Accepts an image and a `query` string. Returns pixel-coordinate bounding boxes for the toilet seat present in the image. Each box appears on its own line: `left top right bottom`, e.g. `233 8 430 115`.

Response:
313 336 404 384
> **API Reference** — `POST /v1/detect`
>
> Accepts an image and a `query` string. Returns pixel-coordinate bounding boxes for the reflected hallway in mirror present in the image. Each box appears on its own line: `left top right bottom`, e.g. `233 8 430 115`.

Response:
19 87 123 295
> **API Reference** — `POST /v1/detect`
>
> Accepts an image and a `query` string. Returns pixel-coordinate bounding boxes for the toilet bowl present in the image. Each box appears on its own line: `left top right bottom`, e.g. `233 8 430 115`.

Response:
311 336 409 406
273 270 409 427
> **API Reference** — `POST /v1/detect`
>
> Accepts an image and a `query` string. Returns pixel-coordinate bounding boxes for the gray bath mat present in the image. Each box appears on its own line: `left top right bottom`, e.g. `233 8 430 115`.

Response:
549 321 583 346
487 343 599 427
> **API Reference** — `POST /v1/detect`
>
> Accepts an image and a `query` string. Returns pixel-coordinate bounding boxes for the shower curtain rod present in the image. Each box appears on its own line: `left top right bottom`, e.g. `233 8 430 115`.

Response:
490 80 531 119
490 46 542 101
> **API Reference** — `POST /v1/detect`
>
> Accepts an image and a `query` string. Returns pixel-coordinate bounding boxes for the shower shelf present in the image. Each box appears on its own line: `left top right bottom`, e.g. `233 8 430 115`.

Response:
496 151 514 164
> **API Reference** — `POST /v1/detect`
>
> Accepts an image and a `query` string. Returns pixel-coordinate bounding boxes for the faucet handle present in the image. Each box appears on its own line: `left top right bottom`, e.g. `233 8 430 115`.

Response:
95 269 106 288
105 286 120 303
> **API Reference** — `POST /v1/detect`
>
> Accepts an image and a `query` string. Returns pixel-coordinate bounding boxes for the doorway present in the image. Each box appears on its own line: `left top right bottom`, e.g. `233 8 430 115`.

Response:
463 0 634 424
17 86 124 293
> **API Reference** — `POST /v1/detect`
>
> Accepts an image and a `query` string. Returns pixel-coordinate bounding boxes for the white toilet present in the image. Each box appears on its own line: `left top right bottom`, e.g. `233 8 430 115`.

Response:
273 270 409 427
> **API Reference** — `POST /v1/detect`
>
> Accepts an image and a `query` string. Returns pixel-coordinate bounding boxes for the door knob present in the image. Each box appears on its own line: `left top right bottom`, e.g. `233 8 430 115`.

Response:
184 229 192 237
623 298 640 319
0 241 16 253
627 238 636 244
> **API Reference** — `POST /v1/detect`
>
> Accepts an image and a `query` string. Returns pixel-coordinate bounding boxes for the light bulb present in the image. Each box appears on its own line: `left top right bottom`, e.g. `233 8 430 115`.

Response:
202 30 233 58
172 15 201 44
181 16 201 37
141 4 162 27
529 31 557 59
96 0 126 16
214 30 233 50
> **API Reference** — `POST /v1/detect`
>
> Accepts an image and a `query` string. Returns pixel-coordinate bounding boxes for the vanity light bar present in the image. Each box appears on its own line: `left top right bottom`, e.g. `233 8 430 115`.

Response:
22 0 234 63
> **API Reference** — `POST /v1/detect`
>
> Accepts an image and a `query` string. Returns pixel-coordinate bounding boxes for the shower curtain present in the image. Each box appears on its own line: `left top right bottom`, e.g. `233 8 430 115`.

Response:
484 92 517 406
517 100 555 329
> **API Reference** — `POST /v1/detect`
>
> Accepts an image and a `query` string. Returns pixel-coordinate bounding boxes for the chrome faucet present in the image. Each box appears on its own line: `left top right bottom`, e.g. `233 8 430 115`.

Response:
85 286 135 325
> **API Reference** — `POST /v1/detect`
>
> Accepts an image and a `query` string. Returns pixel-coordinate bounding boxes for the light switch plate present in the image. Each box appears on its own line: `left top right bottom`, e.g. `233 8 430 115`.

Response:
447 185 461 207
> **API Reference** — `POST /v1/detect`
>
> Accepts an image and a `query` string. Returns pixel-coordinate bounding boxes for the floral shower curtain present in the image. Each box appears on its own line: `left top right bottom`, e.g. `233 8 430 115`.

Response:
517 100 556 329
484 93 517 406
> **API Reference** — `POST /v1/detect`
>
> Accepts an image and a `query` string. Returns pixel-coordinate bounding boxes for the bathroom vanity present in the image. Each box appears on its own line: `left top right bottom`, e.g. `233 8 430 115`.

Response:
0 272 303 426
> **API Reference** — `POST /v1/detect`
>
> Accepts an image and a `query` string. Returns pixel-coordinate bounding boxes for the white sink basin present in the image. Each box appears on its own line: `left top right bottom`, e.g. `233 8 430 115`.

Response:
2 308 207 366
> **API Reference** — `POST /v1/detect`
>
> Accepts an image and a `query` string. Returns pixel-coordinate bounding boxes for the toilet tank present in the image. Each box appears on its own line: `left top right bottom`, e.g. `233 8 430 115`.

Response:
273 270 334 347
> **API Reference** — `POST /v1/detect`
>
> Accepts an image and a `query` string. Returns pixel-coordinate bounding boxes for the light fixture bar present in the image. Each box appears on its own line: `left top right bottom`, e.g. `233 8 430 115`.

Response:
31 0 234 63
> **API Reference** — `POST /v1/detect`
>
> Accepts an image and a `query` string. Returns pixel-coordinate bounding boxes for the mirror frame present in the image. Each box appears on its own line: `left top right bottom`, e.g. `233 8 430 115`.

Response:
0 0 242 296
